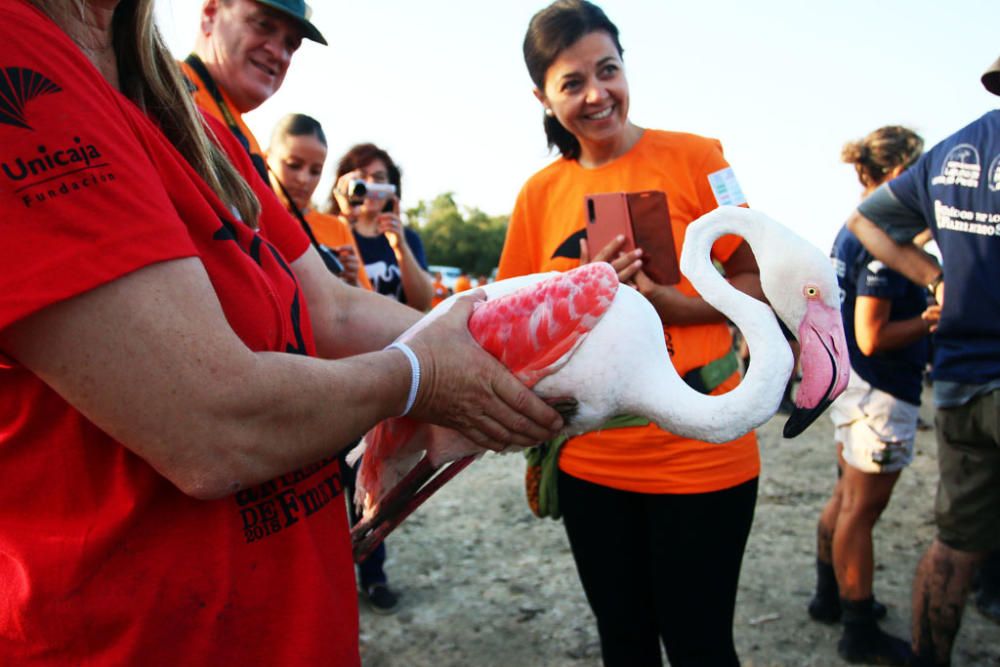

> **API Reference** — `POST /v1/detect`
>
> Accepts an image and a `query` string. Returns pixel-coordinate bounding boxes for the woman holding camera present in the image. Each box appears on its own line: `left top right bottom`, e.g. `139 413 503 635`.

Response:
498 2 764 665
327 144 434 311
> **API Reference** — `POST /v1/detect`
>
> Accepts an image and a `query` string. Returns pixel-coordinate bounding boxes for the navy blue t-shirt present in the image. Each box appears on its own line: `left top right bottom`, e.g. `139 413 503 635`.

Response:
859 110 1000 387
353 226 429 304
831 226 929 404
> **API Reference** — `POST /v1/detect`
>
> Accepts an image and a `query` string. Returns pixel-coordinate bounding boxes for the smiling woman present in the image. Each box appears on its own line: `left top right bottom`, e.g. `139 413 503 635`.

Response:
499 2 769 665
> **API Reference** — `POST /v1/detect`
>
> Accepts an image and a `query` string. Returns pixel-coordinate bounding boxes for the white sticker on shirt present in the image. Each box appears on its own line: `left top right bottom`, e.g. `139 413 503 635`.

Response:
708 167 747 207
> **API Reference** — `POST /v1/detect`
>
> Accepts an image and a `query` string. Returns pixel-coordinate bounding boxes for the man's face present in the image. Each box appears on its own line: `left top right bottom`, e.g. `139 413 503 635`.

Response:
201 0 304 113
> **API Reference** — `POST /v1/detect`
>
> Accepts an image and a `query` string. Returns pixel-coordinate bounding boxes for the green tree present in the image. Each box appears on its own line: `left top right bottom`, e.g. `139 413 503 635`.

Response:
406 193 509 277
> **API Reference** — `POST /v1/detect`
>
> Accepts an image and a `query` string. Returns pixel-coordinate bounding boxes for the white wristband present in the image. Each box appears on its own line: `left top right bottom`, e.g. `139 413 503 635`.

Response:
387 342 420 416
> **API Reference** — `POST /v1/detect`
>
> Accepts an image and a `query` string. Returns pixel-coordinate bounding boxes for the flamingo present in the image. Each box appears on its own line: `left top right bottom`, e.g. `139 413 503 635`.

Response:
349 206 849 561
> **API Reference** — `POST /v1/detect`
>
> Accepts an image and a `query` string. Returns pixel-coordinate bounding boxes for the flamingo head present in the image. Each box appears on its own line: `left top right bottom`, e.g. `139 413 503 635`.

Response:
756 225 850 438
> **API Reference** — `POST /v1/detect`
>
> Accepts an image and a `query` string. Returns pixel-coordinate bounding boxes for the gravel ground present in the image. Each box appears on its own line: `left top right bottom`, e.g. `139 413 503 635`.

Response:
355 392 999 666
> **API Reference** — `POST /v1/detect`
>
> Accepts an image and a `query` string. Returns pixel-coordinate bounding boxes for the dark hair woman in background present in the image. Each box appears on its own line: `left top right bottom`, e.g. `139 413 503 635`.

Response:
327 144 434 310
811 126 932 665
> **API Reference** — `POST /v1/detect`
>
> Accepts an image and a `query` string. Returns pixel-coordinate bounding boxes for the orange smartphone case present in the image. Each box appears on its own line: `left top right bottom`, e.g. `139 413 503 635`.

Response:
584 190 680 285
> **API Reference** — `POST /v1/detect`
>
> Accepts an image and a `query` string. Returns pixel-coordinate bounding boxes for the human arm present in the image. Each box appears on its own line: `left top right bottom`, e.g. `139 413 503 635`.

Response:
0 258 409 499
330 243 361 286
380 213 433 311
846 210 943 302
0 258 562 500
854 295 933 356
292 246 421 358
845 179 943 302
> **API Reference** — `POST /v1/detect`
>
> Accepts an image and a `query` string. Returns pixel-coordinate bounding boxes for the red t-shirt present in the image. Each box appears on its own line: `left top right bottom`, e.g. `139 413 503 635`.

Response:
0 3 358 664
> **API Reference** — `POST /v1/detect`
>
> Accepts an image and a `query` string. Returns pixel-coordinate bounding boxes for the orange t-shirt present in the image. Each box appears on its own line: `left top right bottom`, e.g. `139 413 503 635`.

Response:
453 275 472 293
498 129 759 494
180 59 264 161
431 279 449 307
305 211 373 291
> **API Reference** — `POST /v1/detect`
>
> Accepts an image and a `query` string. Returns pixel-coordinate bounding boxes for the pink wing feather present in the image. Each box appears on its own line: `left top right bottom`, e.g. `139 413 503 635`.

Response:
469 262 619 387
353 262 619 514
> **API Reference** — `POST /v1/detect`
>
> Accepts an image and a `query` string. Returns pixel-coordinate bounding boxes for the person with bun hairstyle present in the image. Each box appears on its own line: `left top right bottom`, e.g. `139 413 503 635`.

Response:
265 113 371 290
810 126 935 665
266 116 402 613
500 2 767 665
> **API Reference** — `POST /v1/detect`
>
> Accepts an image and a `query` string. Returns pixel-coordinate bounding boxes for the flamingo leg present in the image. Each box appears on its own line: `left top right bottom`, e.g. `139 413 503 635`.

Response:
351 455 478 563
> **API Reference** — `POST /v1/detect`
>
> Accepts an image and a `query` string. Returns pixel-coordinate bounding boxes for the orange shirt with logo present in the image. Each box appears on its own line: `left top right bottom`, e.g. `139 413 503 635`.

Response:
498 129 758 494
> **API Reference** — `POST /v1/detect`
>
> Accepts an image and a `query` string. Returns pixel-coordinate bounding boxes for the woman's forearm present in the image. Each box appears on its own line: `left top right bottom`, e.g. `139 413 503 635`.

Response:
0 257 412 500
397 242 434 311
862 316 930 355
294 249 421 358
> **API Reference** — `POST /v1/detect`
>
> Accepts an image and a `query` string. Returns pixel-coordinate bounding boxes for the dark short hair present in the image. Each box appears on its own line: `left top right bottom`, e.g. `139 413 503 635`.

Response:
326 143 402 214
269 113 327 148
523 0 623 160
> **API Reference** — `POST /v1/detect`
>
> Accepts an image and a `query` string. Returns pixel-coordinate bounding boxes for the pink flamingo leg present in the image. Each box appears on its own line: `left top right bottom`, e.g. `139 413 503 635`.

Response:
352 456 476 563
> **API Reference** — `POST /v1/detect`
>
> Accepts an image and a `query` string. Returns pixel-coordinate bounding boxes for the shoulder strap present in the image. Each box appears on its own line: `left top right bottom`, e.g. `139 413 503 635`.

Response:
183 54 269 184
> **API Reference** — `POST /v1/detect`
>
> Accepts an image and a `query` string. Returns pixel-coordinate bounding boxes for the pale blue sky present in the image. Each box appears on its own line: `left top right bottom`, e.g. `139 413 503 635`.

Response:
156 0 1000 253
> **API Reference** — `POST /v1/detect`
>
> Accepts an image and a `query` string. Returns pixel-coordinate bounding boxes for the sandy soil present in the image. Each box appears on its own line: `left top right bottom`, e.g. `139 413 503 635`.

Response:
355 393 998 667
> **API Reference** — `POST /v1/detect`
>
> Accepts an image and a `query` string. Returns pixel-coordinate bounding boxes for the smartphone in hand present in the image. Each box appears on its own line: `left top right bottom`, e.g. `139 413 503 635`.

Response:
584 190 680 285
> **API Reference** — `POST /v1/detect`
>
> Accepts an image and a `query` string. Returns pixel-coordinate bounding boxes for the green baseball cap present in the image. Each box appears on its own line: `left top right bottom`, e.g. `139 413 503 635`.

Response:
256 0 327 45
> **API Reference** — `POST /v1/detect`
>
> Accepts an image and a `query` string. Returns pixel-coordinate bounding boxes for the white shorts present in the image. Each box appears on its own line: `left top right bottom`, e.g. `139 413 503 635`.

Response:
829 369 919 474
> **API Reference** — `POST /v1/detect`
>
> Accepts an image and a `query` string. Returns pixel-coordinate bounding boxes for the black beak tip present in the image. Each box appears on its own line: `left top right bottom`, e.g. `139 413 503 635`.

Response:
782 397 834 439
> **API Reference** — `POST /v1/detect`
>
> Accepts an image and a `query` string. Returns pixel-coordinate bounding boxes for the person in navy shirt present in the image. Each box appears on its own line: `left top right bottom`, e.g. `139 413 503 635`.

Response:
328 143 433 311
847 58 1000 666
811 126 933 666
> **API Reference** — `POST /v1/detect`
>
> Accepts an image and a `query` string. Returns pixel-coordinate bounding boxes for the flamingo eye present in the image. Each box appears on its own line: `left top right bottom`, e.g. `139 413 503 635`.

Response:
804 286 820 299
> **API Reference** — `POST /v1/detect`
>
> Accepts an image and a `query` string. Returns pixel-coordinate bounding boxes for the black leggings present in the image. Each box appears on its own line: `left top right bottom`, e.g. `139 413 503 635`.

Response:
558 470 758 667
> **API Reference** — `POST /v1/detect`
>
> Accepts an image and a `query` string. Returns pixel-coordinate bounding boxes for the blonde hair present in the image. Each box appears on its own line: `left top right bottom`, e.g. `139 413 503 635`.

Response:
34 0 261 226
842 125 924 190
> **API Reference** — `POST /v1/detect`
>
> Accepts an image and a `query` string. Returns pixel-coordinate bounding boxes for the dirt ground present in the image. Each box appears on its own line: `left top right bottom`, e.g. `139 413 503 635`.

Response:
355 391 999 667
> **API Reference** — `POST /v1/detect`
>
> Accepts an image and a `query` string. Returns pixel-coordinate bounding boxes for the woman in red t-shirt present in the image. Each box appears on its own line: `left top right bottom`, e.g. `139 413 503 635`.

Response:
0 2 563 664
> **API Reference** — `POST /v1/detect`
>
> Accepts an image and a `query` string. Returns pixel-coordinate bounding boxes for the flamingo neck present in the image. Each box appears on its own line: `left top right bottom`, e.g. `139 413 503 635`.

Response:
637 209 793 443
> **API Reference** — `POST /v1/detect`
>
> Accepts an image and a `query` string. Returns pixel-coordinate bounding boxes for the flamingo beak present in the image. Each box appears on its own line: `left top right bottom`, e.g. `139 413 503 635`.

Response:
783 300 850 438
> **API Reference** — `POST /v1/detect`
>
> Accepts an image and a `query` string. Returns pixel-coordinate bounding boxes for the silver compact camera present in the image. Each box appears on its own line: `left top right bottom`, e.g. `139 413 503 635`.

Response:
347 179 396 201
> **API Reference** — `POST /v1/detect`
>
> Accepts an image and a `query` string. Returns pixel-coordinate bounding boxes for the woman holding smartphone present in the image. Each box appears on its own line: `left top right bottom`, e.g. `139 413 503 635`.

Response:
327 144 434 311
498 2 765 665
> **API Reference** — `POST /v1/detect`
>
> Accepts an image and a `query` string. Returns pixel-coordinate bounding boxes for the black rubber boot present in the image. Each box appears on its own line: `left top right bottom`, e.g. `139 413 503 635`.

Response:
974 551 1000 625
808 559 842 623
808 559 888 623
837 597 913 666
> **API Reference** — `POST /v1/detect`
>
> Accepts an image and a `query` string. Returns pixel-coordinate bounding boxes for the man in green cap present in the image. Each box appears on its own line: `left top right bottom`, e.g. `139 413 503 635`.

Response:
180 1 404 617
180 0 326 181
